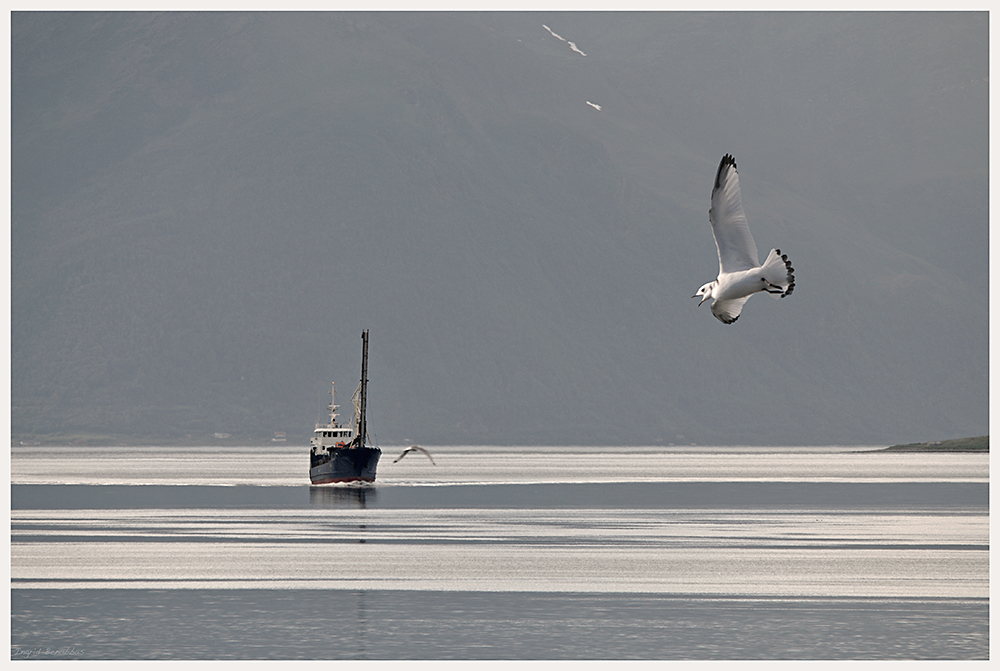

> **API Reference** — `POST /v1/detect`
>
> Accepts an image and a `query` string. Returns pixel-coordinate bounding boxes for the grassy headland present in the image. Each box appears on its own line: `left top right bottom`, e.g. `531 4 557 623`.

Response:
879 436 988 452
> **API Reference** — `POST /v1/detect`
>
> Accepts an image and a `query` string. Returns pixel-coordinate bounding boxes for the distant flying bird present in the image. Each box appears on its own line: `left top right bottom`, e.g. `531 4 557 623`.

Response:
393 445 435 465
693 154 795 324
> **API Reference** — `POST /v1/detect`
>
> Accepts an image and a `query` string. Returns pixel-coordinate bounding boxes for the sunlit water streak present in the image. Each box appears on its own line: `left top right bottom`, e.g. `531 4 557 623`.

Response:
12 508 987 597
10 444 989 485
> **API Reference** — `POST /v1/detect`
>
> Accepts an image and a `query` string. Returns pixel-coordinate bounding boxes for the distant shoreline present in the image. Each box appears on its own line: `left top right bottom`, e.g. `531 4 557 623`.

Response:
875 436 988 453
13 435 990 451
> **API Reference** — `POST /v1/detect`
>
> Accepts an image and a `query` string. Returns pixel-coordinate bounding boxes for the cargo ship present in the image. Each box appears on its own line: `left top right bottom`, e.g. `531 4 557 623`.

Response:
309 330 381 484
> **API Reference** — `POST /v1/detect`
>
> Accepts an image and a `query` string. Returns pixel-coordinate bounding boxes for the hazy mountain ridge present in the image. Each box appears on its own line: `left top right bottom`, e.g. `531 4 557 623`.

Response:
12 13 988 446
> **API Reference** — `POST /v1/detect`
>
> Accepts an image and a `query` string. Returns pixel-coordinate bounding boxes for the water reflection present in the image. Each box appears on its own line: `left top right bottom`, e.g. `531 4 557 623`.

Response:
309 485 377 508
355 589 368 660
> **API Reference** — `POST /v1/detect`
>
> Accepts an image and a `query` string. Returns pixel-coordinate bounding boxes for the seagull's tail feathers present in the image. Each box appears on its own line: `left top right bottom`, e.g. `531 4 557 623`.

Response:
760 248 795 298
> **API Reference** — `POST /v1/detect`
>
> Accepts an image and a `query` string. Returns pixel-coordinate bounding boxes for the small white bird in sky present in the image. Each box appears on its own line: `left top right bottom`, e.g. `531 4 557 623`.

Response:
393 445 435 465
693 154 795 324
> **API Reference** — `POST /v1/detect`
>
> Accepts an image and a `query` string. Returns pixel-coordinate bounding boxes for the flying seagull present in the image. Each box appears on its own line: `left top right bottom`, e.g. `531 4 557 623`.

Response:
693 154 795 324
393 445 435 465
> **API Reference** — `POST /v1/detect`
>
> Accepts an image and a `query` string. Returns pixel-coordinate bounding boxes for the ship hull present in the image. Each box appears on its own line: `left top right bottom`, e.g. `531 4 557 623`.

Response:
310 446 381 484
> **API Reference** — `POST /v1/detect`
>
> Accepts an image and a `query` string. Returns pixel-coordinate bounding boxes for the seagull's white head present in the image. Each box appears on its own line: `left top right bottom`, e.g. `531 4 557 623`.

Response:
693 281 716 306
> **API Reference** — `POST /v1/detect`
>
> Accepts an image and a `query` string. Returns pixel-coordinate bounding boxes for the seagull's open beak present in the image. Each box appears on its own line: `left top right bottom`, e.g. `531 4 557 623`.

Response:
696 295 709 306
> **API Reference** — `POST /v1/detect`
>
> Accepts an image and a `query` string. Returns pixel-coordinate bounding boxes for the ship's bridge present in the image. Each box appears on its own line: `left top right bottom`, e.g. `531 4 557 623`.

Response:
315 428 353 439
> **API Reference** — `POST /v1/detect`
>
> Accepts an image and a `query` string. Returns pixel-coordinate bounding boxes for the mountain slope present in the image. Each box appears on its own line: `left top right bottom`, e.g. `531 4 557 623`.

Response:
11 12 988 445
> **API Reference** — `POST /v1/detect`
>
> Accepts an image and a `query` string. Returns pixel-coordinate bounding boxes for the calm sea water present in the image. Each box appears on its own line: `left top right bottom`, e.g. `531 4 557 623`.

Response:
10 445 989 659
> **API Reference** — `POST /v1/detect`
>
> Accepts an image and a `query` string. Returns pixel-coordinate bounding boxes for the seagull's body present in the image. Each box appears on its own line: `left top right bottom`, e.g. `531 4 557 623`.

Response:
393 445 435 465
693 154 795 324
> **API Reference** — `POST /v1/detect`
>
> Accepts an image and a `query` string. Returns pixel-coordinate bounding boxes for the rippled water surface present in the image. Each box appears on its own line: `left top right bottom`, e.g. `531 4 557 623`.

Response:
10 445 989 659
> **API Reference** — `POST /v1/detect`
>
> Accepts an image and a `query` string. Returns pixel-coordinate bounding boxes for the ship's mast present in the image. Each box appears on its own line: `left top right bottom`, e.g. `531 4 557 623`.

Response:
357 330 369 447
328 382 339 427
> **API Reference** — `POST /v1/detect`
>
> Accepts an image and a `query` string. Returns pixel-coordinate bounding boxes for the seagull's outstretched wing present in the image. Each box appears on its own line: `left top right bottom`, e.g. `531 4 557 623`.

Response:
709 155 760 274
393 445 435 465
711 296 752 324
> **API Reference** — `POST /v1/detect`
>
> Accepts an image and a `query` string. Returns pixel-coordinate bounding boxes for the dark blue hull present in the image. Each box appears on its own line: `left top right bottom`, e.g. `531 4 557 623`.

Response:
310 446 381 484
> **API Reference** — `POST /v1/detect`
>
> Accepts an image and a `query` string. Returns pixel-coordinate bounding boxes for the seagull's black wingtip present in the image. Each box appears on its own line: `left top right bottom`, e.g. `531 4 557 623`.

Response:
715 154 737 190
